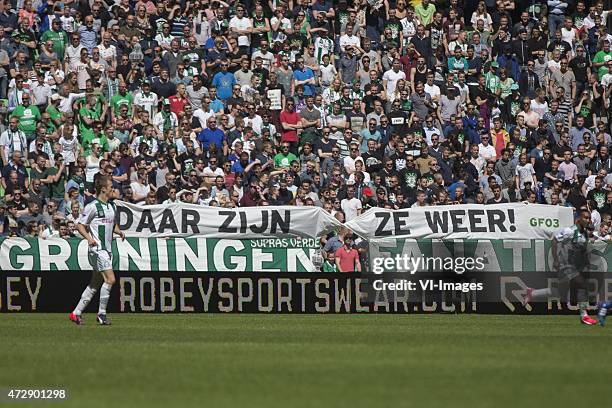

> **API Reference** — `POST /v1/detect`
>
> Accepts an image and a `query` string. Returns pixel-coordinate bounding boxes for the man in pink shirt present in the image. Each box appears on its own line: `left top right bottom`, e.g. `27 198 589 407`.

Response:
558 151 578 184
335 235 362 273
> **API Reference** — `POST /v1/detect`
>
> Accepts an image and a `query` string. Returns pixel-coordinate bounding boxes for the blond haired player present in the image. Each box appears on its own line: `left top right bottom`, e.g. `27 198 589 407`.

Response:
69 175 125 325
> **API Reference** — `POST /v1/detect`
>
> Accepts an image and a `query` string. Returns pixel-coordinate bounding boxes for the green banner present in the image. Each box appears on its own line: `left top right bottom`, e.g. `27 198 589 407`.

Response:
1 237 610 273
0 237 321 272
368 239 612 273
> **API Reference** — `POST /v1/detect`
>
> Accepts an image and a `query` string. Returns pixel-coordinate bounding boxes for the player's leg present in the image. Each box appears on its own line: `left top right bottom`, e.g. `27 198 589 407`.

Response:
523 287 553 305
598 300 612 326
70 272 104 325
523 264 567 306
572 274 597 325
522 280 562 306
96 250 115 325
97 271 115 314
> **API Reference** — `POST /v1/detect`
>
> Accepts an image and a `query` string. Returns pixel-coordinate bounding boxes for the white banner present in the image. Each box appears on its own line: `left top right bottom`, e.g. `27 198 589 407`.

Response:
344 204 574 240
116 202 341 239
116 202 574 241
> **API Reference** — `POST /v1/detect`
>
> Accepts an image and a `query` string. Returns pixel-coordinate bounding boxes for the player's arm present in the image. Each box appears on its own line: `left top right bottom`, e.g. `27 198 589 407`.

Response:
113 223 125 240
76 223 97 247
551 236 559 269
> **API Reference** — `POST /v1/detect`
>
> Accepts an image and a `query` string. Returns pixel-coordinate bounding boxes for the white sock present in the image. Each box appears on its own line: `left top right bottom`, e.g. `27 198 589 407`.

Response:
98 283 112 315
73 286 97 316
577 289 588 317
531 288 552 300
579 302 589 317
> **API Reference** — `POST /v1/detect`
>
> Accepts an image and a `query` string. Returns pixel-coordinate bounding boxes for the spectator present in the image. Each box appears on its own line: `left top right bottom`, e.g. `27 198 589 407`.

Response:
0 0 607 243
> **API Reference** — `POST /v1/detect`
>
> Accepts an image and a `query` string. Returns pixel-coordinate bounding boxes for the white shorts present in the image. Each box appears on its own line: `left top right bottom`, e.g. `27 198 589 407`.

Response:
88 248 113 272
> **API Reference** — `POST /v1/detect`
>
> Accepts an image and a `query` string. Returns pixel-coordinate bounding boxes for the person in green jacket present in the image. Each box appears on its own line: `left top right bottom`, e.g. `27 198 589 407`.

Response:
322 251 339 272
11 93 40 141
79 95 100 150
40 18 69 61
274 143 298 168
110 82 134 118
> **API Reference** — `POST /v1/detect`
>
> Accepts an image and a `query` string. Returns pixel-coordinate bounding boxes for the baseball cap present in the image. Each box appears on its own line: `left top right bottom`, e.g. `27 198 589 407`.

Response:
490 61 499 68
162 98 170 106
510 83 519 91
50 93 61 101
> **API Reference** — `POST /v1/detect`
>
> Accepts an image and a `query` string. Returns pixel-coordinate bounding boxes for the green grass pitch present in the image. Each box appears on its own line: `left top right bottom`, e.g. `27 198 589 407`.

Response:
1 314 611 408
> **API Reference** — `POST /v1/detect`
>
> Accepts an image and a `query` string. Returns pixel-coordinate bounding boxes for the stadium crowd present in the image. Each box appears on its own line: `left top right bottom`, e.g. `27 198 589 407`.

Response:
0 0 611 260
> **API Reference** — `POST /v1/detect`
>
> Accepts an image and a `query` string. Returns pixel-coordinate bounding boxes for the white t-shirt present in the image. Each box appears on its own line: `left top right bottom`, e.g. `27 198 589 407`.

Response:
470 13 492 31
65 44 85 68
382 69 406 96
547 60 561 74
193 108 215 128
251 50 275 70
530 99 548 118
424 83 441 101
478 143 497 161
341 197 362 221
154 34 174 48
133 91 158 119
229 16 253 46
44 69 65 89
131 181 151 199
602 73 612 90
244 115 263 135
270 16 291 43
0 129 27 162
339 34 361 51
85 154 101 182
59 135 79 164
515 163 535 189
202 166 224 182
61 15 75 33
153 111 179 135
343 155 361 175
561 27 576 46
319 64 337 86
70 61 91 90
97 43 117 64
